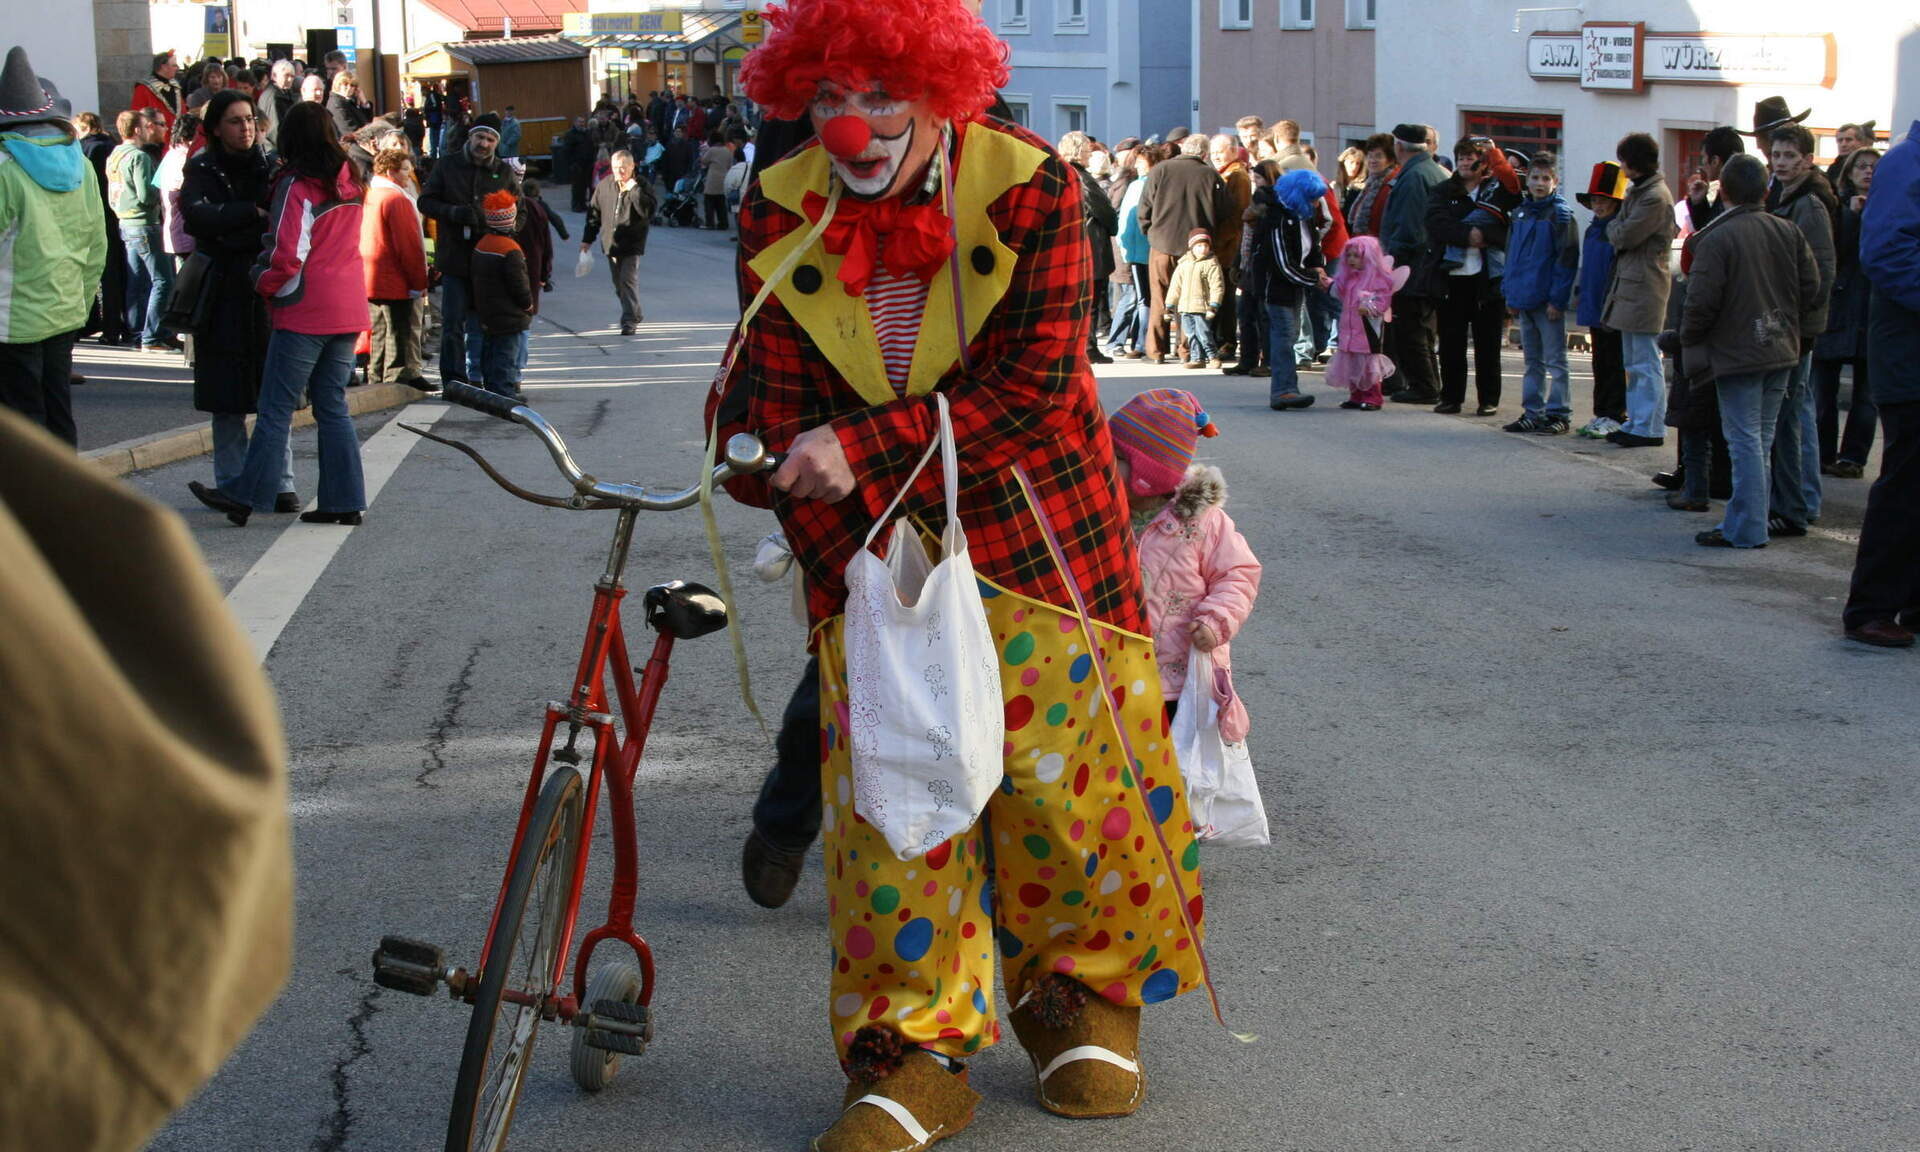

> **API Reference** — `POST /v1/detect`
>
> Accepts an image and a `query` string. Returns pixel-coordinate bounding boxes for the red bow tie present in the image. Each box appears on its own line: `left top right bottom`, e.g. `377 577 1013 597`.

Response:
802 191 955 296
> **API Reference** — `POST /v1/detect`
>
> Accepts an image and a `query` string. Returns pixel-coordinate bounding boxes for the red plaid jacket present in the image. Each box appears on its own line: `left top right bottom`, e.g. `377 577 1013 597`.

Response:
713 116 1146 637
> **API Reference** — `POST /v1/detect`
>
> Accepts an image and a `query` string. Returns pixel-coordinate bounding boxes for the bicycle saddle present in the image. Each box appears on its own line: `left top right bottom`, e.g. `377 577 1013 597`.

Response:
643 580 729 640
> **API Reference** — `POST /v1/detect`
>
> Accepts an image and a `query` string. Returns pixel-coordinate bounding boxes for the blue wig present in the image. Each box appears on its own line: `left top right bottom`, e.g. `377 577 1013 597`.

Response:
1275 168 1329 219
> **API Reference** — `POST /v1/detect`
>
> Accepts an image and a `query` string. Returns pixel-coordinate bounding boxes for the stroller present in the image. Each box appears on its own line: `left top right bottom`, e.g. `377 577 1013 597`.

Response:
654 176 699 227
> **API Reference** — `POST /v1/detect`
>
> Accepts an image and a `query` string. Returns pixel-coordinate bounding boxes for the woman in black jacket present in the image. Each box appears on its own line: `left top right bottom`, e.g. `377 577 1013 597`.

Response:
326 72 370 142
1813 149 1879 478
179 90 295 512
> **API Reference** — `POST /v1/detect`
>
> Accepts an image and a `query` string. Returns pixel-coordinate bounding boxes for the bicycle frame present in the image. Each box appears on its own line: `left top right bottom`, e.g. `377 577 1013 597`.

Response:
474 505 669 1022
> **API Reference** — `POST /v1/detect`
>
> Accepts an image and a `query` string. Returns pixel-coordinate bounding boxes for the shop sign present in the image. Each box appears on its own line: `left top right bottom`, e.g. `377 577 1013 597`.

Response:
741 11 764 44
1643 34 1836 87
1581 22 1644 92
563 11 685 36
1530 30 1837 90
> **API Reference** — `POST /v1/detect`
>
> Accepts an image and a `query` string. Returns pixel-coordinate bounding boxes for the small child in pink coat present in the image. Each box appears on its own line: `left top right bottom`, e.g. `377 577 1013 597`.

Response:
1325 235 1410 410
1108 389 1262 743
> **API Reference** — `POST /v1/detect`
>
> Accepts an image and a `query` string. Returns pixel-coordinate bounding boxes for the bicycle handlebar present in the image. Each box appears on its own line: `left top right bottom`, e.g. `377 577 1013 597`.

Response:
442 381 523 422
429 383 777 511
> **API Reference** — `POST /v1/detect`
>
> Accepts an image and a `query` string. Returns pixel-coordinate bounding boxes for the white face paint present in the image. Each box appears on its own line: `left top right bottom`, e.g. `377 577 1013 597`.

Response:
808 82 942 200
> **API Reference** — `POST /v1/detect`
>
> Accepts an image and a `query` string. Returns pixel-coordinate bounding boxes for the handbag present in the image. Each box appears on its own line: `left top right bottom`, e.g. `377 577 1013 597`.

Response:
1170 648 1270 847
843 392 1005 861
160 250 216 333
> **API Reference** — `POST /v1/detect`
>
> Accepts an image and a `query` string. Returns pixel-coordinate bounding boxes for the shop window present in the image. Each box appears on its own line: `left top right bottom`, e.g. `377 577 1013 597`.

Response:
1461 110 1563 163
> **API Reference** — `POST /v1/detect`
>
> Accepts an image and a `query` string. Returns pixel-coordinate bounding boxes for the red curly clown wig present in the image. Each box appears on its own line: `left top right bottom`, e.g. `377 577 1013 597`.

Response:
739 0 1011 123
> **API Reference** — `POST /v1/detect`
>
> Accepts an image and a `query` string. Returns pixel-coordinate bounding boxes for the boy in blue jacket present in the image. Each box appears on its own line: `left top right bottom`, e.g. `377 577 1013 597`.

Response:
1573 161 1630 436
1502 151 1581 433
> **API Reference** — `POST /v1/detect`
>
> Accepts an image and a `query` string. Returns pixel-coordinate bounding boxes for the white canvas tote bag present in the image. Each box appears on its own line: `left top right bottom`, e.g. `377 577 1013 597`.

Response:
844 393 1005 860
1171 649 1270 847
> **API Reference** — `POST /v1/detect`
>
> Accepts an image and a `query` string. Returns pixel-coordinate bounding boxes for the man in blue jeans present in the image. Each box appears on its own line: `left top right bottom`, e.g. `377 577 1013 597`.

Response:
1252 165 1329 410
1763 125 1837 538
106 109 174 351
418 113 520 387
1677 155 1822 549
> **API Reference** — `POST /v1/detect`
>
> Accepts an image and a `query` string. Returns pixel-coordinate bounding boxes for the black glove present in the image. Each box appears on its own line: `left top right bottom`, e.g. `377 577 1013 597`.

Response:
452 205 479 226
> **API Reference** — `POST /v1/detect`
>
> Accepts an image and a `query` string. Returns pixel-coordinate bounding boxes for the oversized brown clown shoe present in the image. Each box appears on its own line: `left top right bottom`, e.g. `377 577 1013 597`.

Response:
813 1026 981 1152
1008 973 1145 1118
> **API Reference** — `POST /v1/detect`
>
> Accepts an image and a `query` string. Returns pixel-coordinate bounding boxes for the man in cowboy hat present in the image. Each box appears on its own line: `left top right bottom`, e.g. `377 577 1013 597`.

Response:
0 46 108 446
1741 95 1811 152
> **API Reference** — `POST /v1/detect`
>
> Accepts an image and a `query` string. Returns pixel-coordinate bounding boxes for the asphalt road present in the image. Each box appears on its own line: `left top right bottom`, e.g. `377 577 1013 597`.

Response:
134 197 1919 1152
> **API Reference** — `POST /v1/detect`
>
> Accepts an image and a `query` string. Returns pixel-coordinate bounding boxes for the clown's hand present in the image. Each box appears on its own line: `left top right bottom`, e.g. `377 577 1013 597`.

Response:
771 424 856 503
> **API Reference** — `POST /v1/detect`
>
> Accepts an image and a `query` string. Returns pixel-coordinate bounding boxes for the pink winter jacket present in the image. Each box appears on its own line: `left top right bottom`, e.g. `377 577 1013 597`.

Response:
253 163 369 335
1137 465 1261 744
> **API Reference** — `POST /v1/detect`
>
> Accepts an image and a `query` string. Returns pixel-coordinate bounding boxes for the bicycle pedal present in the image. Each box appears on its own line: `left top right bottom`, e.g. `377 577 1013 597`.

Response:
582 999 651 1054
372 935 445 997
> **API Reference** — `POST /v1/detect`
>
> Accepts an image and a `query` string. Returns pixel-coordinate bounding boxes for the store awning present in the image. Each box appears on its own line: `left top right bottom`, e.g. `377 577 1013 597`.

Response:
403 35 588 78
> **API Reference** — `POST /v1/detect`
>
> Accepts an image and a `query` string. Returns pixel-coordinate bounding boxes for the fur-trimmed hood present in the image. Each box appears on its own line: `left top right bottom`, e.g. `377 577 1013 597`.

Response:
1164 464 1226 524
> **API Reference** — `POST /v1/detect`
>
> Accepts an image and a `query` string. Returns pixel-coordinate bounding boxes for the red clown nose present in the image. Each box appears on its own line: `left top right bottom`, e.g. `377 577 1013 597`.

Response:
819 115 873 159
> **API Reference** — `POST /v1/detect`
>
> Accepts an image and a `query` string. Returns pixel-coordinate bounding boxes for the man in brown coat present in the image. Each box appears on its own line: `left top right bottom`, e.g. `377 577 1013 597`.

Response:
1136 134 1232 363
1678 154 1822 549
1602 132 1677 447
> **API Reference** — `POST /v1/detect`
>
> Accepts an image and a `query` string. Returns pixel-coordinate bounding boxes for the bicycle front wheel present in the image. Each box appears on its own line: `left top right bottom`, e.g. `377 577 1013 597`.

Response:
446 768 585 1152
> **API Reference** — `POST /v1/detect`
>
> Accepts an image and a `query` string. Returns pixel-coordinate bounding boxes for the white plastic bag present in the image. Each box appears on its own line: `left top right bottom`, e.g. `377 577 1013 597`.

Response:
574 247 594 279
1171 648 1270 847
843 394 1005 861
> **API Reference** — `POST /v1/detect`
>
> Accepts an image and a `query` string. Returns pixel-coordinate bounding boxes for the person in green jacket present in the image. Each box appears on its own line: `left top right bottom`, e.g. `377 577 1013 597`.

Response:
0 47 108 445
108 107 173 350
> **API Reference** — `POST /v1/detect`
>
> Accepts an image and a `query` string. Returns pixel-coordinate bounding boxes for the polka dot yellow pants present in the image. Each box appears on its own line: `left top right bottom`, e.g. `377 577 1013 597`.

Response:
815 578 1207 1059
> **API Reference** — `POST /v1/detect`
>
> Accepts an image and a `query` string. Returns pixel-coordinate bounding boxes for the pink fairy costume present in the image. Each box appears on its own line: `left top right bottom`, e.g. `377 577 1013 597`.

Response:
1325 235 1410 407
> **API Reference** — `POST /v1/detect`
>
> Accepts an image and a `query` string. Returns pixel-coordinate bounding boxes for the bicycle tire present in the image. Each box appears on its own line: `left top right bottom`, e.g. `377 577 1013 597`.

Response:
446 769 585 1152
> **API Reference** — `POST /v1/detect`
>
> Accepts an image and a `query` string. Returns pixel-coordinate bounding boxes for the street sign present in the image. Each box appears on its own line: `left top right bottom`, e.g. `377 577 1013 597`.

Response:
741 11 763 44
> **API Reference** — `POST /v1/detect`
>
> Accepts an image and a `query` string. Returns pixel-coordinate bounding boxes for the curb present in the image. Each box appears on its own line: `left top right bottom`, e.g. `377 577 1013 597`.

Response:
82 383 427 477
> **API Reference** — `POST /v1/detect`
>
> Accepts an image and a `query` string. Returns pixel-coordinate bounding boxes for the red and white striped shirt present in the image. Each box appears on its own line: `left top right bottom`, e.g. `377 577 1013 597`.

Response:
866 267 931 397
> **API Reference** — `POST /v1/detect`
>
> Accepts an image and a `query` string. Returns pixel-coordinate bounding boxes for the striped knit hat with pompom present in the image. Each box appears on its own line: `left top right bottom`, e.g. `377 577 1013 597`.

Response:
1108 388 1219 497
482 188 518 232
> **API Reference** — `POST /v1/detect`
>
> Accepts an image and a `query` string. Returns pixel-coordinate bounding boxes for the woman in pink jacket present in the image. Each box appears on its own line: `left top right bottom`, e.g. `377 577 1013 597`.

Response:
190 101 369 527
1109 389 1263 743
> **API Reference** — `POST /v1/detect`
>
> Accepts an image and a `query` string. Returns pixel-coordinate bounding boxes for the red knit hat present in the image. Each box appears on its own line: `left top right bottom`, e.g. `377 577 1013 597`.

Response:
1109 389 1219 497
482 188 517 231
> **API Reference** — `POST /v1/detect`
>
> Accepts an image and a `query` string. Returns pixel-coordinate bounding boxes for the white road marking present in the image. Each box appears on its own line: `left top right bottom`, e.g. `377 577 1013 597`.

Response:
226 403 451 660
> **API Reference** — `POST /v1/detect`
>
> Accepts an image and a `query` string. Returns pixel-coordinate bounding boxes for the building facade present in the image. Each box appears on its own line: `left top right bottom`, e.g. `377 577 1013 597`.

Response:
1376 0 1912 198
988 0 1191 145
1197 0 1377 175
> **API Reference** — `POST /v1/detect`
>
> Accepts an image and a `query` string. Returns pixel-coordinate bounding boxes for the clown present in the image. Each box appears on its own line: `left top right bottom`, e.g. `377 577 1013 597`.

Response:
715 2 1214 1150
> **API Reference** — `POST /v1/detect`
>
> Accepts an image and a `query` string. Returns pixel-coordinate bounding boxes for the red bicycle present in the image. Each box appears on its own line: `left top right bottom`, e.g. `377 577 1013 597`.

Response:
371 383 776 1152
